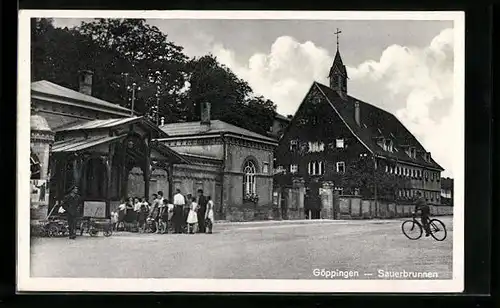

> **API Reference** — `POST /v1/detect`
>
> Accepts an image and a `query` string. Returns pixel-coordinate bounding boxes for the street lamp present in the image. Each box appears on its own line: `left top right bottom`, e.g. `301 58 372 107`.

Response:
127 82 141 116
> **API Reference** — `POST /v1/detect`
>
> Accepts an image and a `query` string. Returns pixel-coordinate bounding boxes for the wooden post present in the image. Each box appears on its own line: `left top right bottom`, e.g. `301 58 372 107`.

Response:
168 163 174 202
105 155 112 218
144 142 151 201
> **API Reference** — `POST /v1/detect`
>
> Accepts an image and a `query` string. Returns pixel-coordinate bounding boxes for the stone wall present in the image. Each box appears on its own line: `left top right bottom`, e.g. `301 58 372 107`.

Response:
336 196 454 219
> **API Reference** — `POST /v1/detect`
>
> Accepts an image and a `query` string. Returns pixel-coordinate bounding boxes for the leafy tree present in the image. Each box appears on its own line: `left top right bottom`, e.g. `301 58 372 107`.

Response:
185 54 277 135
77 19 190 120
324 156 410 202
31 19 277 135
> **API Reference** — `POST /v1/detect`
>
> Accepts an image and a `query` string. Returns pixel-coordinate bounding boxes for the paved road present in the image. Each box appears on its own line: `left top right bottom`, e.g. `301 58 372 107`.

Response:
30 217 453 279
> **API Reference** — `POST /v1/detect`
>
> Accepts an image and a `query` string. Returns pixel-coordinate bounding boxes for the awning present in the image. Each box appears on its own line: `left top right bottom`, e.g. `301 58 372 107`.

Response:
52 134 127 153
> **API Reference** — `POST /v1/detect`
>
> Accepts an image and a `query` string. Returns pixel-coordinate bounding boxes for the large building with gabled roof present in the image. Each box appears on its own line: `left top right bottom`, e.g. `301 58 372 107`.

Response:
275 42 444 218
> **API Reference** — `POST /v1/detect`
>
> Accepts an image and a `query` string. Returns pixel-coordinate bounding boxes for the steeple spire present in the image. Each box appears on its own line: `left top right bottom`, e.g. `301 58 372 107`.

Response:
328 28 348 99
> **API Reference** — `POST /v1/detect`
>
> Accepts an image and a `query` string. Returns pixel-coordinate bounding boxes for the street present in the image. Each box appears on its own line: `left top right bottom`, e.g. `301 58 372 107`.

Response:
30 217 453 279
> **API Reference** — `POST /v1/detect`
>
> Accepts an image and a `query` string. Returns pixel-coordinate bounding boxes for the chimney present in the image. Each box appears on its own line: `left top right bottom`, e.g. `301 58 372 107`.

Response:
354 101 360 126
78 70 93 96
200 102 211 126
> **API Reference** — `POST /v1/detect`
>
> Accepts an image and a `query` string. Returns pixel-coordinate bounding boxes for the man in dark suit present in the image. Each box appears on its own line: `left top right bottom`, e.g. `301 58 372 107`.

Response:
414 191 431 236
60 185 81 239
196 189 208 233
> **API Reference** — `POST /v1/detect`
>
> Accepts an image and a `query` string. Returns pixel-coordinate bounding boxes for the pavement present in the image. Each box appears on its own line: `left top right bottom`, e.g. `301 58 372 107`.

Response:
30 216 453 279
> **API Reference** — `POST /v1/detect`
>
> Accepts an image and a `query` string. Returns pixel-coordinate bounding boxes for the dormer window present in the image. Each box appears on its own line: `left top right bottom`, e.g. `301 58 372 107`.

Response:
423 152 431 162
384 139 394 152
336 139 344 148
290 140 298 151
308 141 325 152
406 147 416 159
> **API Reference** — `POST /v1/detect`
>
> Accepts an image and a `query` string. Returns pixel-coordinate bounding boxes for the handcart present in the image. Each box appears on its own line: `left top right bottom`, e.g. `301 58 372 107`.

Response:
79 207 113 237
41 215 70 237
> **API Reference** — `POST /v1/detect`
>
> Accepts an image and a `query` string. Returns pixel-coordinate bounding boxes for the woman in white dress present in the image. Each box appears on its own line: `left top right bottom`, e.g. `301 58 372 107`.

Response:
186 196 198 234
205 196 215 234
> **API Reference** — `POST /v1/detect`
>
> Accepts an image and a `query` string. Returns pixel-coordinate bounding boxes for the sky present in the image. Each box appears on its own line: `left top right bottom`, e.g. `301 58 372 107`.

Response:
51 18 456 177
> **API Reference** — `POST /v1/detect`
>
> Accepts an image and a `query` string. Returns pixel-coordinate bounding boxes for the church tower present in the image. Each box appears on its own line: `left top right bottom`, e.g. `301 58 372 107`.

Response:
328 28 348 99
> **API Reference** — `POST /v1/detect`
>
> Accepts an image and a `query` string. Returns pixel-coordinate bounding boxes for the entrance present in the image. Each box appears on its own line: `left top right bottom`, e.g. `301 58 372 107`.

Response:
305 182 321 219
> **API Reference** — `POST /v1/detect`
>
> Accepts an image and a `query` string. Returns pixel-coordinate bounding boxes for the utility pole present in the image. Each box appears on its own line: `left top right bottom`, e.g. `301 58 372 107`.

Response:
155 93 160 126
373 155 378 217
155 85 161 126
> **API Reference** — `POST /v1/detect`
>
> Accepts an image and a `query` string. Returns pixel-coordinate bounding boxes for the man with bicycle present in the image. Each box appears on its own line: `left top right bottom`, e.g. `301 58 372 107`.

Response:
414 191 431 237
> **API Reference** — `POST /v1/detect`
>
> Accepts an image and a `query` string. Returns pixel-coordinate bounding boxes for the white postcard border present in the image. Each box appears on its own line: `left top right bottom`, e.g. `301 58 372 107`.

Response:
17 9 465 293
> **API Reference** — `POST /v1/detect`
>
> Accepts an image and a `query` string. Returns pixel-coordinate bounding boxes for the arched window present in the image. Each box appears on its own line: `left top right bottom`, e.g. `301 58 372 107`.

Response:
243 160 257 196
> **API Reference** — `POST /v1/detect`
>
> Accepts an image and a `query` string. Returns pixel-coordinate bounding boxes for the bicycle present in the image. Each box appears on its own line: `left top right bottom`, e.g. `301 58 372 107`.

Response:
401 212 447 241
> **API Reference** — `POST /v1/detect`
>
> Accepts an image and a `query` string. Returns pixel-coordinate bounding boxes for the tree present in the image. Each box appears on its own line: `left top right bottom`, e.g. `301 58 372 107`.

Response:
31 18 190 120
31 19 277 134
184 54 277 135
327 156 410 202
77 19 190 119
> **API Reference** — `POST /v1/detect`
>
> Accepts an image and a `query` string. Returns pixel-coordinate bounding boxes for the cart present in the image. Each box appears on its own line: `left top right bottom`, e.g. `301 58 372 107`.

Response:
79 205 113 237
41 215 70 237
79 217 113 237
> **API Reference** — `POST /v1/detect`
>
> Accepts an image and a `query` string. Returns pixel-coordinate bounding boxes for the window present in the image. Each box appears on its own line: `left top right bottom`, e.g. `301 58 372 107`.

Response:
308 161 324 176
385 165 389 173
335 187 343 195
308 141 325 152
290 140 298 151
336 139 345 148
290 164 298 174
336 161 345 173
243 160 257 196
275 165 285 174
385 139 393 152
263 162 269 174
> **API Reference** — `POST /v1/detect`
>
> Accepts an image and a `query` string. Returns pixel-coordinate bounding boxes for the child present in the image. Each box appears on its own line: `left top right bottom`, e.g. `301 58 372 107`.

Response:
117 199 126 231
205 196 215 234
186 196 198 234
137 198 149 233
111 211 119 231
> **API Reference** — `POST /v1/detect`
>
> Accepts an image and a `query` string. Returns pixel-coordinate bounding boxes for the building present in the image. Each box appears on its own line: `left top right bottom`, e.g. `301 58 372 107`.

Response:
159 102 278 220
274 42 444 218
440 177 454 206
269 113 292 140
30 71 277 221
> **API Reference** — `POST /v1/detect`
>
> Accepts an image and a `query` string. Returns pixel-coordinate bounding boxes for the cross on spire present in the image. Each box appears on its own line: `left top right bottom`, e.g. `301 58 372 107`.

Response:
334 28 342 50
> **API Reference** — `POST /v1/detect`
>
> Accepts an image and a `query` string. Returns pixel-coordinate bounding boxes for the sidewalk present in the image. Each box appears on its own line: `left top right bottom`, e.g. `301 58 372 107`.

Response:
214 218 397 227
214 215 453 227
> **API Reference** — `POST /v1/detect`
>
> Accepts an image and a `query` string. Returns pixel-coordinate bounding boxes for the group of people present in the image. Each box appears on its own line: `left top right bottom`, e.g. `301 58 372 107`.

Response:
111 189 215 234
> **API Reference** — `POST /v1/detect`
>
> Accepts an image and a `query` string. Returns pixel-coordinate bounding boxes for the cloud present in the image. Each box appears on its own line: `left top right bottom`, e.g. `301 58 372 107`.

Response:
211 28 456 177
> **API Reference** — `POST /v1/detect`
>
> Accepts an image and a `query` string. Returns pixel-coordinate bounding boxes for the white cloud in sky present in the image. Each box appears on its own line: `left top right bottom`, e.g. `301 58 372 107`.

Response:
211 28 456 177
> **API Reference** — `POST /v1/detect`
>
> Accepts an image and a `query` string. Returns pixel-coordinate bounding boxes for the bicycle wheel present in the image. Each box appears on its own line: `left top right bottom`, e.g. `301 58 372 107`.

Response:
429 219 447 241
402 220 423 240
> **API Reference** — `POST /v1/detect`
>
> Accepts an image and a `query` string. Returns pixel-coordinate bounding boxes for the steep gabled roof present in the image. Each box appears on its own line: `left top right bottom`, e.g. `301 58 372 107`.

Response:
311 82 443 170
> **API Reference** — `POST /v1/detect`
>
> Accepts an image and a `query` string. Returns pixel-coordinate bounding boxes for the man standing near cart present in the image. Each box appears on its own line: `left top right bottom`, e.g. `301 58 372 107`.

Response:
60 185 82 240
